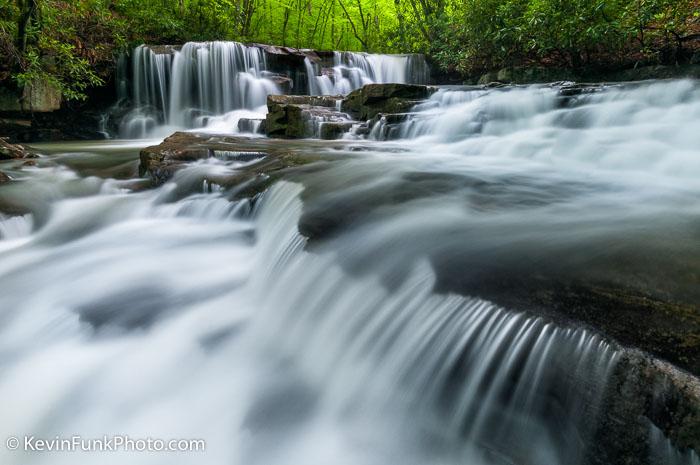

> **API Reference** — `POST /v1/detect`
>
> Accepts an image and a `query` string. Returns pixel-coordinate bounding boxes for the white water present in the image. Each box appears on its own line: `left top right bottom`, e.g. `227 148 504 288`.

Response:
0 157 620 464
121 42 428 138
3 79 700 464
306 51 429 95
122 42 278 138
374 81 700 185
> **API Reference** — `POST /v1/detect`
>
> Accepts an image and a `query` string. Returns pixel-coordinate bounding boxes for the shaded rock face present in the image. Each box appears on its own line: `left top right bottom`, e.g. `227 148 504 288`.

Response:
319 121 354 140
264 94 346 139
1 80 116 142
342 83 437 120
0 79 62 112
261 72 294 94
592 351 700 465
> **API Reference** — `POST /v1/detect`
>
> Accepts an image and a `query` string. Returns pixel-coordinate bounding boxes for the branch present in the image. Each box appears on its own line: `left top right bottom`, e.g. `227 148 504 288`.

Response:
337 0 368 50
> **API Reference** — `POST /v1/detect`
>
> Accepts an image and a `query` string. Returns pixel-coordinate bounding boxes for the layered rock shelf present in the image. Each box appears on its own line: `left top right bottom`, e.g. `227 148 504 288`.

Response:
259 83 438 140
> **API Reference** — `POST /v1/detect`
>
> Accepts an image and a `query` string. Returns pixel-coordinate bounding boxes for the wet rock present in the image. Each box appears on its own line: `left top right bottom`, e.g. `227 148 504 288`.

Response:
268 94 342 109
144 44 180 55
264 94 345 138
497 67 575 84
0 138 35 160
367 113 413 140
593 350 700 465
139 132 211 185
261 72 294 93
237 118 264 134
139 131 329 189
248 43 321 65
341 83 437 120
319 121 354 140
0 171 10 183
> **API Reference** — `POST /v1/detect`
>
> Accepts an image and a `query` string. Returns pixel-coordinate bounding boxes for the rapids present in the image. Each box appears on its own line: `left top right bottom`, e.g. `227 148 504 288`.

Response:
1 70 699 464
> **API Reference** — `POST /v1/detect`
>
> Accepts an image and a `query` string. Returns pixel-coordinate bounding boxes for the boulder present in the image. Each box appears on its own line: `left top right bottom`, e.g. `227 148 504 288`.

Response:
0 138 35 160
367 113 413 140
139 132 212 185
319 121 354 140
0 171 10 183
264 94 344 139
0 79 62 112
593 350 700 465
341 83 437 121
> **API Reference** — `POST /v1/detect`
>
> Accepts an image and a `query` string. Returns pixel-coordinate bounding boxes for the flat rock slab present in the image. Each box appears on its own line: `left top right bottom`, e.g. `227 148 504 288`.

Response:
139 131 365 190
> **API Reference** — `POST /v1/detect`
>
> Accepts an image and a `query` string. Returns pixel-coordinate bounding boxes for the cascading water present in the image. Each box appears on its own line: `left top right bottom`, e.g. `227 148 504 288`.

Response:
122 42 278 138
119 42 429 138
0 154 619 465
3 77 700 465
305 51 429 95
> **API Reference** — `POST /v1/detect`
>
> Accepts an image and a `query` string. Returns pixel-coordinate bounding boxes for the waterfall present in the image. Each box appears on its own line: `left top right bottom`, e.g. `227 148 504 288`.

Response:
121 42 278 138
369 80 700 184
306 51 429 95
119 42 429 138
0 168 620 465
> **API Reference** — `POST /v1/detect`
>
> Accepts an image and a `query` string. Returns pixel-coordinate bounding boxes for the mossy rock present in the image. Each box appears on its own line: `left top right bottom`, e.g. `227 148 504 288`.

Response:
342 83 437 120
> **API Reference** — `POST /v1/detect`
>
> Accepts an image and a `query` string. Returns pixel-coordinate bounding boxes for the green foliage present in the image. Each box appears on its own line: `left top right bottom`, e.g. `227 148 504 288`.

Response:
428 0 700 76
0 0 698 102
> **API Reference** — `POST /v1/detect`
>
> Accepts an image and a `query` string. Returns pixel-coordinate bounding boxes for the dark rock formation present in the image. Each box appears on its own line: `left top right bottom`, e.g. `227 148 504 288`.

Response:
0 138 35 160
261 72 294 94
264 94 346 138
0 79 62 112
262 84 439 139
0 79 116 142
592 350 700 465
342 83 437 120
319 121 354 140
0 171 10 183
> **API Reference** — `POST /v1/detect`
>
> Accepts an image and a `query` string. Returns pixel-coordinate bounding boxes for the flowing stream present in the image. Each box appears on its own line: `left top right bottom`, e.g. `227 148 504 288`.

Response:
0 54 699 465
120 41 428 138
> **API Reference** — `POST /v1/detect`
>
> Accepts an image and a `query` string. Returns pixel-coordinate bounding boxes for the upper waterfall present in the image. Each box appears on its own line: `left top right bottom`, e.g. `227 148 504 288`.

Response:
305 51 429 95
119 41 430 138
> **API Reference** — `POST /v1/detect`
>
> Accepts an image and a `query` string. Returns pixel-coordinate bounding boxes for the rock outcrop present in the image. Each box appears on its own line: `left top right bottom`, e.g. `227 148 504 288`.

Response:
593 350 700 465
264 94 348 139
342 83 437 120
0 79 62 112
261 84 438 140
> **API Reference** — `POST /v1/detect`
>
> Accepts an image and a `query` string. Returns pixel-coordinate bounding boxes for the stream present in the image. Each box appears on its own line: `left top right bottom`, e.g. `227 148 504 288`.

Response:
0 42 699 465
